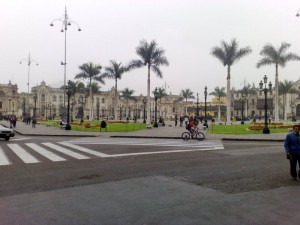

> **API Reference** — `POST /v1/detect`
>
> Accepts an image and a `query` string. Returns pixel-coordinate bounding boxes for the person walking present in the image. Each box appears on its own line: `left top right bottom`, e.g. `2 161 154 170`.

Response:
284 125 300 180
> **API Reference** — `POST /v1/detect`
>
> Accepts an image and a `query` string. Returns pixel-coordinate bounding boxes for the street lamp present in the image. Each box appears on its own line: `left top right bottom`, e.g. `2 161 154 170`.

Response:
96 99 100 121
19 53 38 94
49 102 52 120
153 87 159 128
50 6 81 107
291 102 296 121
196 93 199 119
203 86 208 128
22 97 26 117
65 80 72 130
79 95 84 124
119 105 123 120
33 94 37 117
259 75 272 134
239 95 247 125
143 97 147 123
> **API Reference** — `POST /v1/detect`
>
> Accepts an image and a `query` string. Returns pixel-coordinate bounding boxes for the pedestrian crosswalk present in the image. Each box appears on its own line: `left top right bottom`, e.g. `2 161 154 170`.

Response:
0 139 224 166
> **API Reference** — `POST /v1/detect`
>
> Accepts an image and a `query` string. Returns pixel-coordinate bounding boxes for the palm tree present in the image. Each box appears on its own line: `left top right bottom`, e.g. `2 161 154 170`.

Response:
152 87 167 117
67 81 85 120
279 80 297 120
209 86 226 119
120 88 136 118
102 60 128 119
181 88 195 115
75 62 106 120
211 39 252 123
257 42 300 122
128 40 169 124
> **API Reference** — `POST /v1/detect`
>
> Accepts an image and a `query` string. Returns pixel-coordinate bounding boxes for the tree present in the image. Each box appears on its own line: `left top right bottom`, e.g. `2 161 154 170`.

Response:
102 60 128 120
209 86 226 119
279 80 297 120
257 42 300 122
75 62 106 120
152 87 167 117
211 39 252 123
181 88 195 115
120 88 136 118
128 40 169 124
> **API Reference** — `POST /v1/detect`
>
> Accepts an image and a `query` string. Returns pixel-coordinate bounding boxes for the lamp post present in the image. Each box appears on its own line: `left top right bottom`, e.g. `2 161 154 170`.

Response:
259 75 272 134
50 6 81 107
70 101 74 122
33 94 37 117
65 80 72 130
291 102 296 121
96 99 100 121
45 104 48 119
196 93 199 119
143 97 147 123
119 105 123 120
23 97 26 117
49 102 52 120
203 86 208 128
80 95 84 124
19 53 38 94
239 95 247 125
154 87 159 128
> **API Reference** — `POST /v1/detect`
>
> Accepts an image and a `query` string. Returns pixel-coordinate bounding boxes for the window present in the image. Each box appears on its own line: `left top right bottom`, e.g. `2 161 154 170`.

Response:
52 95 57 102
41 94 45 102
102 98 105 104
252 99 254 105
59 95 63 102
0 101 2 109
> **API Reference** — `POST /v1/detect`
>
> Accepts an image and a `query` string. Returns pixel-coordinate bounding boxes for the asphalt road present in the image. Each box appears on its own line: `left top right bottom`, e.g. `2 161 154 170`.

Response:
0 134 297 225
0 134 290 197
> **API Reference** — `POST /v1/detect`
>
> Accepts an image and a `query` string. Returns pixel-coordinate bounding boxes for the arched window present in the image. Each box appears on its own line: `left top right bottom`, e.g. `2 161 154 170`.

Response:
41 94 45 102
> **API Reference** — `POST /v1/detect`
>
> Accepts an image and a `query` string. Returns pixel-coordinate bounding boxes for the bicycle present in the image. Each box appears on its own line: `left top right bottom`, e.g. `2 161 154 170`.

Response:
181 127 205 141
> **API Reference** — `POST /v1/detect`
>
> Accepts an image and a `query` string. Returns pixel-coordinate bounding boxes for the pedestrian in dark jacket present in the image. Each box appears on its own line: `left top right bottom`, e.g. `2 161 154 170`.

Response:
284 125 300 180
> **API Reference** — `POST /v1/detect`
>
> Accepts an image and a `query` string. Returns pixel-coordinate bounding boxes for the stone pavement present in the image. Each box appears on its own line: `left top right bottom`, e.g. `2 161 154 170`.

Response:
0 120 287 141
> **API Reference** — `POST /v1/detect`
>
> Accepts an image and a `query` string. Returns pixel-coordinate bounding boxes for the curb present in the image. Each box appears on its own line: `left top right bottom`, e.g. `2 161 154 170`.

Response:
221 138 284 142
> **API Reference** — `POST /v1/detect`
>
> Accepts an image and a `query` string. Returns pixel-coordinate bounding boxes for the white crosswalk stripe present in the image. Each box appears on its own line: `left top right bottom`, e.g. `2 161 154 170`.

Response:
8 144 40 164
26 143 66 162
0 147 10 165
42 142 90 160
59 142 108 157
0 139 224 166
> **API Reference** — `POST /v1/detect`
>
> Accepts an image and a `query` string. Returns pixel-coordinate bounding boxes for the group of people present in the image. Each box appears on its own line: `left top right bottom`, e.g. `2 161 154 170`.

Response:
7 115 17 128
24 115 37 128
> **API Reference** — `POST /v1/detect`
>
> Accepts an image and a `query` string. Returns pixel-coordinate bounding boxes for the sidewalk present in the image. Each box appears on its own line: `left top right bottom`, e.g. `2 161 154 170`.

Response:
0 120 287 141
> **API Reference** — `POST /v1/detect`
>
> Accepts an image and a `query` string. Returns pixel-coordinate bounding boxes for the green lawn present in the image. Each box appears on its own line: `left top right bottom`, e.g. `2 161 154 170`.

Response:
208 123 291 134
40 120 147 132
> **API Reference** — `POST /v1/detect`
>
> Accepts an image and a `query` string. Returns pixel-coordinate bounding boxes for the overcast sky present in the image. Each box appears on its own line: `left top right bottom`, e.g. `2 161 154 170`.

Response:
1 0 300 101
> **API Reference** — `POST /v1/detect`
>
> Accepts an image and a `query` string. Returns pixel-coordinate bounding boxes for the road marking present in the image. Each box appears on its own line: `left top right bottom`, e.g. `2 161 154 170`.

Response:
59 142 108 157
10 138 31 141
7 144 40 164
42 142 90 160
0 147 10 165
105 146 224 158
26 143 66 162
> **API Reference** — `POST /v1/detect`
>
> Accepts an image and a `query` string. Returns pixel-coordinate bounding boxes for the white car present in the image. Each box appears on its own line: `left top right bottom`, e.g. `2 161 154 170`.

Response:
0 125 15 141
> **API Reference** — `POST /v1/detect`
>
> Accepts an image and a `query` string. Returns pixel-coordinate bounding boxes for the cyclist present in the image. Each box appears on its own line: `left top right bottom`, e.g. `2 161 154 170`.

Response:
186 119 199 138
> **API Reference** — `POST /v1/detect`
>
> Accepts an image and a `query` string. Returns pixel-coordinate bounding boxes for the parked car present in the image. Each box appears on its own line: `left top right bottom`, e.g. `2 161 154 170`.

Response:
0 125 15 141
